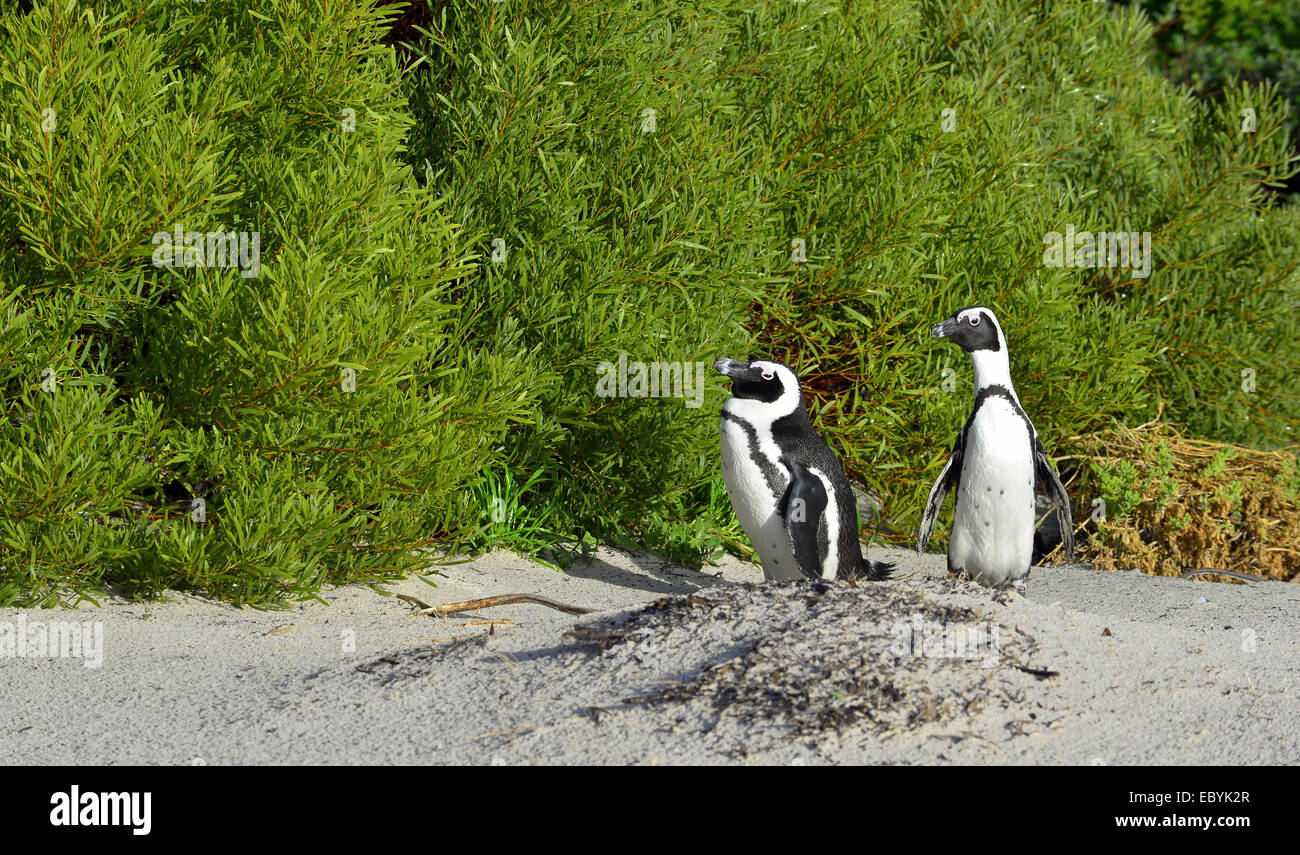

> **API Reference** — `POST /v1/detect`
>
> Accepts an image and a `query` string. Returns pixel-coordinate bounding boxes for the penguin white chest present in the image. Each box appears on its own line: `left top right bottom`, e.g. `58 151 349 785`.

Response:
719 417 802 581
950 398 1036 587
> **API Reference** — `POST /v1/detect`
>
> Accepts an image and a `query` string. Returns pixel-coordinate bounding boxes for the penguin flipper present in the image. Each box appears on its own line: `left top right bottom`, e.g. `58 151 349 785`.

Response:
779 462 829 580
917 433 963 553
1034 435 1075 560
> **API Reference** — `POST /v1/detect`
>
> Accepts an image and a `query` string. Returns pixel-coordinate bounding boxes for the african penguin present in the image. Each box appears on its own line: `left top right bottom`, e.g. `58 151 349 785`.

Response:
917 307 1075 589
716 357 893 582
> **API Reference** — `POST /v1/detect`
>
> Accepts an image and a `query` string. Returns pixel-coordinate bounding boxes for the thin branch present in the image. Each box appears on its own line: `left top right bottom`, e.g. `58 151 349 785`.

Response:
408 593 592 617
1180 569 1260 584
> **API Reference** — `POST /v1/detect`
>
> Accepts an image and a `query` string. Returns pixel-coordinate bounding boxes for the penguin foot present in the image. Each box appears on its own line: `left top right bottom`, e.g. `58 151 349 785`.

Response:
992 579 1027 605
991 588 1020 606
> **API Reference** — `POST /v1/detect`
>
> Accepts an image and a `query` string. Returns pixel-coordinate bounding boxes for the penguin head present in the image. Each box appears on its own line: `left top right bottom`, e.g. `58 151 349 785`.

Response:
931 306 1004 353
714 357 804 419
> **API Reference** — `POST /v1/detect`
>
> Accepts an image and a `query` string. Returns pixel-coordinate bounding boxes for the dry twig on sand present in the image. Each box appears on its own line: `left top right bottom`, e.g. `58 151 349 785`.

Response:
1180 569 1260 583
403 593 592 617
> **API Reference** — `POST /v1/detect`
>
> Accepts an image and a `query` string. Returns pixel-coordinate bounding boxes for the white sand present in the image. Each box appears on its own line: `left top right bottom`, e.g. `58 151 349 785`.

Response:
1 547 1294 765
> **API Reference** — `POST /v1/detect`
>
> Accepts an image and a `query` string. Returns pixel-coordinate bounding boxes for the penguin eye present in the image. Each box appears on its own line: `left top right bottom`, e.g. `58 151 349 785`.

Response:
760 369 775 381
969 315 980 326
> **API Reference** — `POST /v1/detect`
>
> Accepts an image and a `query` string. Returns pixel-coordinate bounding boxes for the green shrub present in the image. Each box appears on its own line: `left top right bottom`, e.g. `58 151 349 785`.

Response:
0 0 534 605
404 0 1298 553
1115 0 1300 144
403 1 767 549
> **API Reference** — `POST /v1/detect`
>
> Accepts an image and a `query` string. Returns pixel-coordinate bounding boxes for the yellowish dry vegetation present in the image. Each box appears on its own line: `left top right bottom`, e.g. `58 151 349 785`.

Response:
1068 423 1300 582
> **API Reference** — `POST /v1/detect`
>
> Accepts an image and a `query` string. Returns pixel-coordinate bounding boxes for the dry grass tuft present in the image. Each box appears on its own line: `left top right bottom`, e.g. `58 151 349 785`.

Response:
1068 422 1300 582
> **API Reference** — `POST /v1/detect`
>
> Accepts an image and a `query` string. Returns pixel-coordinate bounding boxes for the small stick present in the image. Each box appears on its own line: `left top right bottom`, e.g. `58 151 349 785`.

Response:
412 594 592 617
1180 569 1260 583
396 593 434 610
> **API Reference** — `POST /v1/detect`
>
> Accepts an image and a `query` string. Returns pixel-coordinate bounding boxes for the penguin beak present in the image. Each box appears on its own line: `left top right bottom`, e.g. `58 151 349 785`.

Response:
931 318 958 339
714 357 755 379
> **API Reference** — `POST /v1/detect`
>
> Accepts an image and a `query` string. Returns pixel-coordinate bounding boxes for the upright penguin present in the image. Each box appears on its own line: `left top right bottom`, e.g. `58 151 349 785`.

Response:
715 357 892 582
917 307 1074 588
